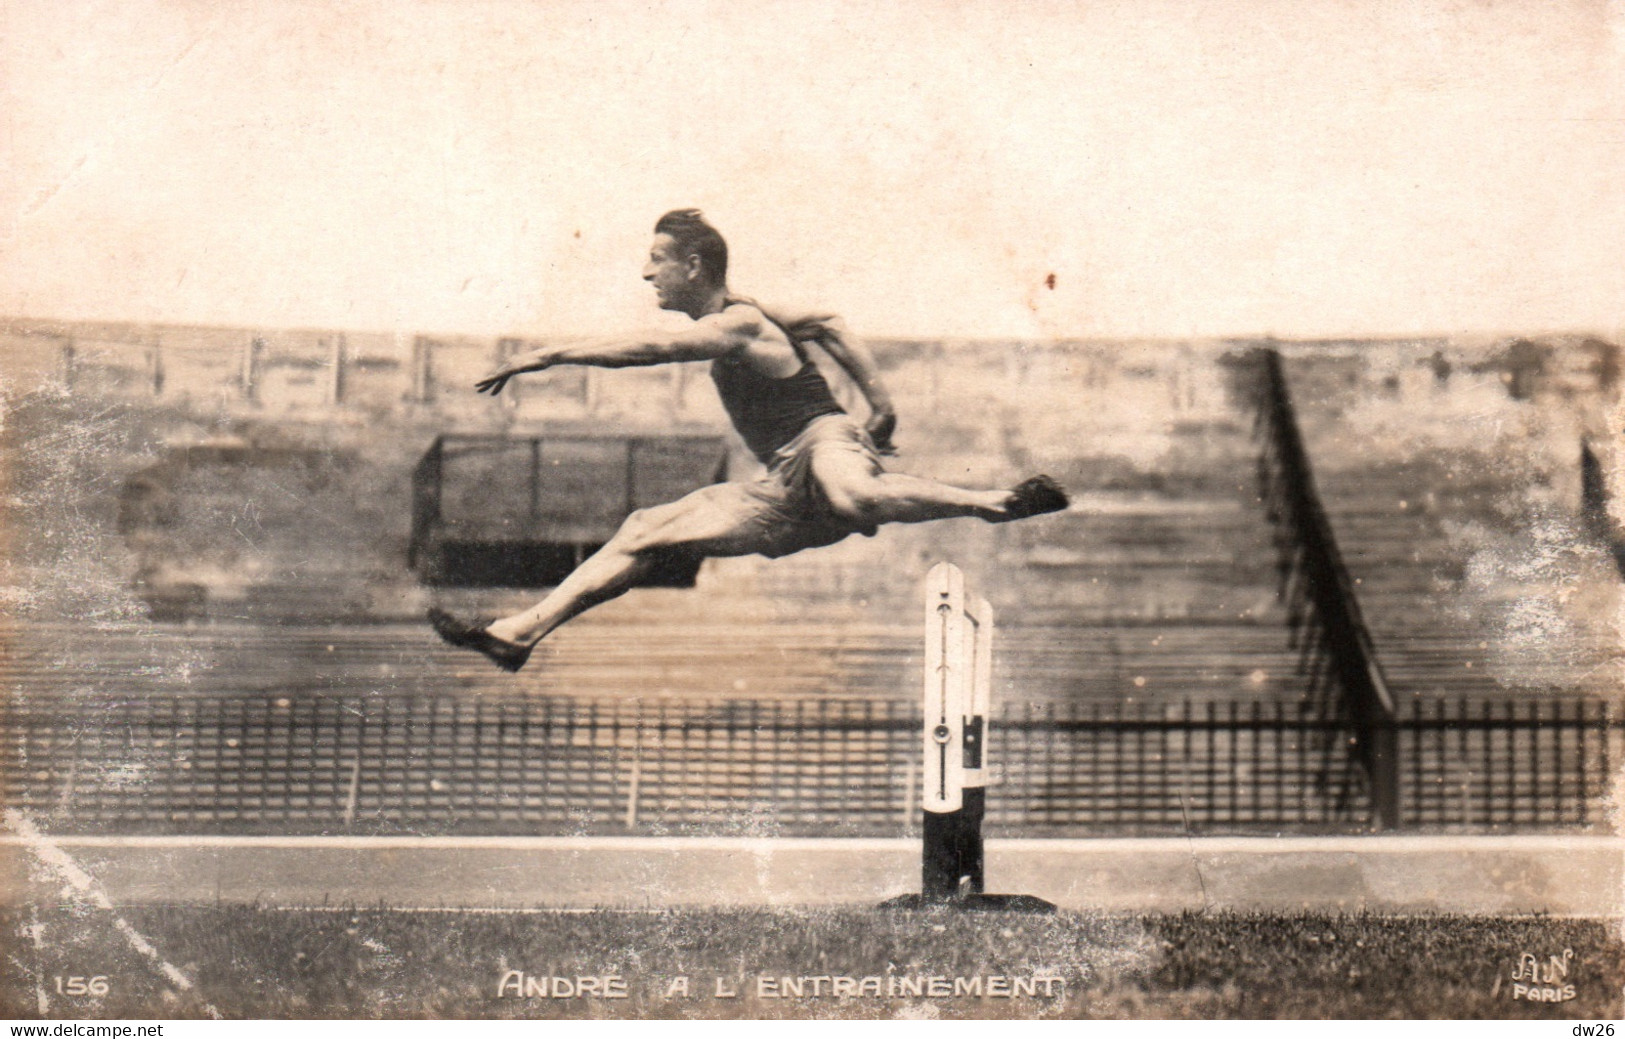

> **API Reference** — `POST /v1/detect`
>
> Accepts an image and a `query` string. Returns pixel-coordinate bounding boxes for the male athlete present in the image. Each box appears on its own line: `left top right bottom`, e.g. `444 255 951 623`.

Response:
430 209 1068 671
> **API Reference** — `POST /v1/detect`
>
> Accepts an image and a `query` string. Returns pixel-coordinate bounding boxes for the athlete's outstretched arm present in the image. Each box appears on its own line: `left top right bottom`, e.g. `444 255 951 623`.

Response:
476 312 758 395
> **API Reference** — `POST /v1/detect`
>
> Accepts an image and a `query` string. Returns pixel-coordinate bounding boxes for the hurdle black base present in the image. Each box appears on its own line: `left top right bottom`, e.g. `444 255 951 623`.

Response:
879 794 1056 913
877 893 1057 913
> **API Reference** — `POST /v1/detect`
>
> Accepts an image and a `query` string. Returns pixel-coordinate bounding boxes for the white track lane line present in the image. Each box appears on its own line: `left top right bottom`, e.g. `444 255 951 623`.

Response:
3 809 223 1019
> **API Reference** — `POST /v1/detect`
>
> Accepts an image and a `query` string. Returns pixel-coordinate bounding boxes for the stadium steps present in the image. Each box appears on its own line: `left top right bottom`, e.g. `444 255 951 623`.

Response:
18 343 1318 707
1280 353 1622 701
3 619 1311 706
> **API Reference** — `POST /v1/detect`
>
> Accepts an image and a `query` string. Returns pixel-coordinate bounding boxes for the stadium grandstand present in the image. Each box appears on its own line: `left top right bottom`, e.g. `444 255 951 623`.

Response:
1 319 1620 840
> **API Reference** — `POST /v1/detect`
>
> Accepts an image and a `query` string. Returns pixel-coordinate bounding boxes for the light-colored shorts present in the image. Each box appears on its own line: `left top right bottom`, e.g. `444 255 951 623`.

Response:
718 413 885 559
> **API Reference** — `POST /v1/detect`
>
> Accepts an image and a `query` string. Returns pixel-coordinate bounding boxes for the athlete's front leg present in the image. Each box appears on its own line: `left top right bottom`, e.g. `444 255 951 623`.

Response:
483 535 660 648
460 484 773 656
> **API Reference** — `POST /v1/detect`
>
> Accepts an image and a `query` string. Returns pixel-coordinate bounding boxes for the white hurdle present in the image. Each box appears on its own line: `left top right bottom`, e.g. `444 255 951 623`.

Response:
885 562 1054 911
922 561 990 815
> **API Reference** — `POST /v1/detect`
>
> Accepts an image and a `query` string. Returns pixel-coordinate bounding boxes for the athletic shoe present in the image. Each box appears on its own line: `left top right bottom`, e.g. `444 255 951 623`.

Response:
427 608 533 672
998 474 1070 521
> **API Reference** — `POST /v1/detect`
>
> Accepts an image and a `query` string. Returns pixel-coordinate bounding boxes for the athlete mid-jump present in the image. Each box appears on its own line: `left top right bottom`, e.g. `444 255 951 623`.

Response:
430 209 1068 671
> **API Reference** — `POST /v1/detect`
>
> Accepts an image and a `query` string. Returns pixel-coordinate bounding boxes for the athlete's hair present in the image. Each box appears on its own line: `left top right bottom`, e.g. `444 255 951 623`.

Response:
654 209 728 284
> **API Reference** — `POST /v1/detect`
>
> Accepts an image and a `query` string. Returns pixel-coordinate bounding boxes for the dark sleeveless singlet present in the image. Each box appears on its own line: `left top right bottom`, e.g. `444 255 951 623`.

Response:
710 298 845 462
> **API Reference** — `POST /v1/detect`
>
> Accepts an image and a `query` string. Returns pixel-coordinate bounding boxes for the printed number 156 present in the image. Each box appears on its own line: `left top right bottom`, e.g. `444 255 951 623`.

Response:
55 976 109 996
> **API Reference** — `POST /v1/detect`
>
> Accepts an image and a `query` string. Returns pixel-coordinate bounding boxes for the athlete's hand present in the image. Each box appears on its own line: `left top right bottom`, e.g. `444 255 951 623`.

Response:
475 364 522 396
477 346 551 395
866 408 898 456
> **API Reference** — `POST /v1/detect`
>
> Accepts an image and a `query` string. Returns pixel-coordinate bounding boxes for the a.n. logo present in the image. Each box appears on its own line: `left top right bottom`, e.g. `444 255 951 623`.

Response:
1508 948 1576 1003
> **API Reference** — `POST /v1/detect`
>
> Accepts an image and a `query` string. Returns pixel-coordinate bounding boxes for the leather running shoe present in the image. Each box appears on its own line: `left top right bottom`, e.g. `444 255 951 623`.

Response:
427 608 533 672
998 474 1070 522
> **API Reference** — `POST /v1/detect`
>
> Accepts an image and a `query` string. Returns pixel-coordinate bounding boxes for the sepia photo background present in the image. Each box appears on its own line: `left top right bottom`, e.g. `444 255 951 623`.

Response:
2 0 1624 1021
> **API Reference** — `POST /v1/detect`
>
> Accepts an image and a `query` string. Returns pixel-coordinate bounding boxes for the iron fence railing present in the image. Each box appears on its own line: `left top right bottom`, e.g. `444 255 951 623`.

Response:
4 692 1615 837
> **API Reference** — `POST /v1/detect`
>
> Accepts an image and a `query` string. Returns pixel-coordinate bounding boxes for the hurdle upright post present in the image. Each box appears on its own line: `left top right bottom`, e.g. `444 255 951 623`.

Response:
883 562 1054 912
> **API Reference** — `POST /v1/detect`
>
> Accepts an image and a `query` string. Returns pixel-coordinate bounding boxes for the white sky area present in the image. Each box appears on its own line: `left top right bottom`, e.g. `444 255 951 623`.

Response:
2 0 1623 341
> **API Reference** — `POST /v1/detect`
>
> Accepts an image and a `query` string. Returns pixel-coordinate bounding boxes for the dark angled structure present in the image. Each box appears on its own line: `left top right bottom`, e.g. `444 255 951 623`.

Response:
410 432 729 588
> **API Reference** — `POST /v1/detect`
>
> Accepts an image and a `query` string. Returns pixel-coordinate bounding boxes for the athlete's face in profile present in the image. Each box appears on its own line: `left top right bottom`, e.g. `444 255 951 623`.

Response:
643 234 697 312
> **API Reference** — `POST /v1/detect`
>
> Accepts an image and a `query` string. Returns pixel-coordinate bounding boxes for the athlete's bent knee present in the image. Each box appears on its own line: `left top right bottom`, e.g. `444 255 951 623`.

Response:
610 503 718 558
609 507 665 554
